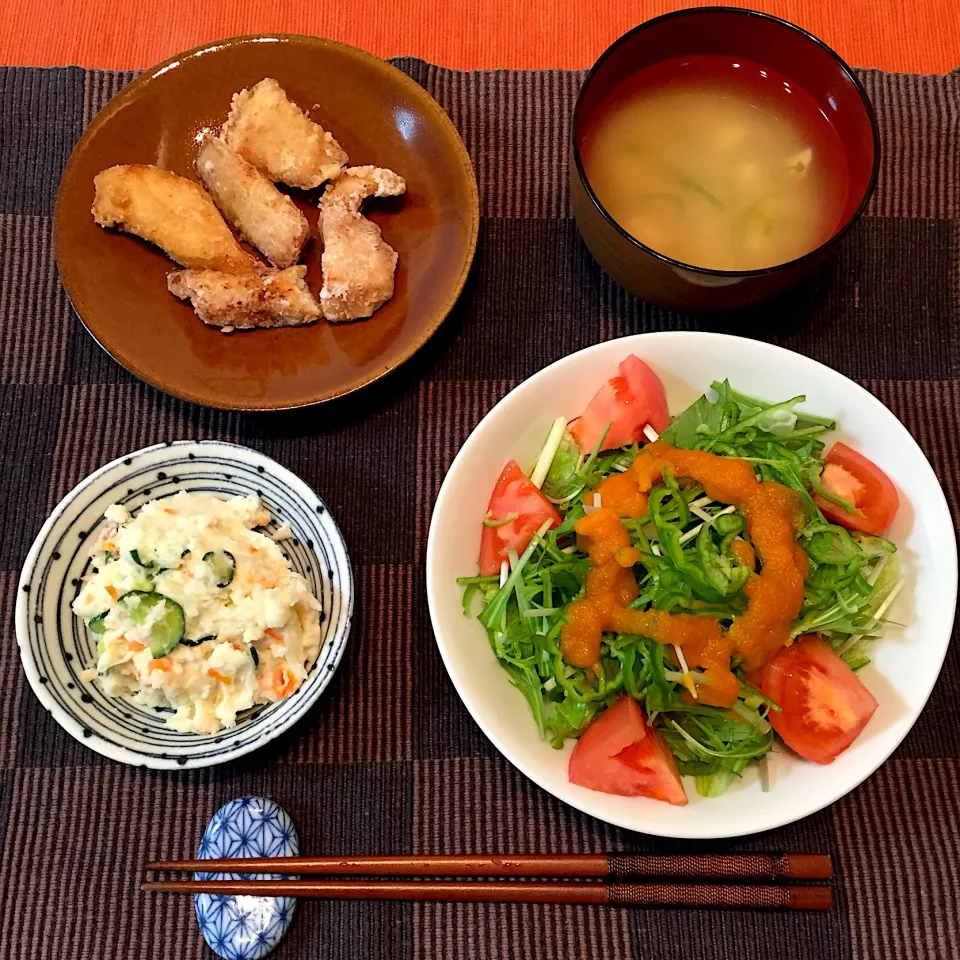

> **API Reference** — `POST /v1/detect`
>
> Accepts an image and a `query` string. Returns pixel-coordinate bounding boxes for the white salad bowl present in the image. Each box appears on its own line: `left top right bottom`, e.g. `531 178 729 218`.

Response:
426 332 956 838
16 441 353 769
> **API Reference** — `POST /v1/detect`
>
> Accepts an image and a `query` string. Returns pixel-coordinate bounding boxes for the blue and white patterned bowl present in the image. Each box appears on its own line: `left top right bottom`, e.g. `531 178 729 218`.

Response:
15 441 353 769
195 797 299 960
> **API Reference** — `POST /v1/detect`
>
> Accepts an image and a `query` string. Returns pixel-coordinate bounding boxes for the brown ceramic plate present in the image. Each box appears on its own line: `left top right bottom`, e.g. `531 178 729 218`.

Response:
55 35 479 410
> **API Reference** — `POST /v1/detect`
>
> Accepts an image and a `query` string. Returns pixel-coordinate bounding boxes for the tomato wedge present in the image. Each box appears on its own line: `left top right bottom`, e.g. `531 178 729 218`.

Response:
756 634 878 765
569 695 687 805
478 460 561 576
814 442 899 535
570 355 670 454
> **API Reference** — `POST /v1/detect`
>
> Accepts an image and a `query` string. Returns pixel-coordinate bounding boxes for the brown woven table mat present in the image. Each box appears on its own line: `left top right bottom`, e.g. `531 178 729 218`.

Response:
0 59 957 959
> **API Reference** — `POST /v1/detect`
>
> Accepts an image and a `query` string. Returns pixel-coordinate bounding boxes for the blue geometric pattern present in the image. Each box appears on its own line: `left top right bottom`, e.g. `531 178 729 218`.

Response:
195 797 299 960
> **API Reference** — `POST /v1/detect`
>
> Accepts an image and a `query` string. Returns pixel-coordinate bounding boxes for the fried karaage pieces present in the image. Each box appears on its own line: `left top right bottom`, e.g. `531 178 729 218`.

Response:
318 165 406 322
196 136 310 269
222 78 348 189
92 164 257 273
167 265 321 331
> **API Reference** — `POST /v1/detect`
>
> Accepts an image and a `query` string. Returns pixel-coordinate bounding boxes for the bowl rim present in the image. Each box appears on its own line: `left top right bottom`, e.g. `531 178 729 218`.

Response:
571 5 882 279
15 439 354 769
53 32 481 412
425 331 957 838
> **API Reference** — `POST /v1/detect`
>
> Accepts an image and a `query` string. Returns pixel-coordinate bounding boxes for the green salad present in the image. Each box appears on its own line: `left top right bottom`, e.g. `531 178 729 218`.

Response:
459 359 903 803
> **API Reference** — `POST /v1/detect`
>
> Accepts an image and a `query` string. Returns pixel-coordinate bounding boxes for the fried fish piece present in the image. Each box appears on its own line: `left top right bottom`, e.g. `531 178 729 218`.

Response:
222 78 348 189
167 265 321 331
324 164 406 203
318 165 407 322
92 164 257 273
196 136 310 268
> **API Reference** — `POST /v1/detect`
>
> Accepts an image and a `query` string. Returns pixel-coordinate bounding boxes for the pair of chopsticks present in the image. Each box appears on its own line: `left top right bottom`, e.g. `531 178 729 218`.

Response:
144 852 832 910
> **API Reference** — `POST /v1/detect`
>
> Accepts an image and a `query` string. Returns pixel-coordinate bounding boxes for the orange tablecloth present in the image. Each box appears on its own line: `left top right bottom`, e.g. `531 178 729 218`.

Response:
2 0 957 73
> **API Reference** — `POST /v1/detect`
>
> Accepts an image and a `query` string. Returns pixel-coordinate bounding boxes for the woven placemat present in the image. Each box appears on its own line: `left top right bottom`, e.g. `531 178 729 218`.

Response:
0 59 957 959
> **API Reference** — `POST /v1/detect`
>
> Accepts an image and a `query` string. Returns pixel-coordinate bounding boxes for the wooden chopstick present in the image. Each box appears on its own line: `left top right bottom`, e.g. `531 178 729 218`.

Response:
142 878 831 910
147 852 831 881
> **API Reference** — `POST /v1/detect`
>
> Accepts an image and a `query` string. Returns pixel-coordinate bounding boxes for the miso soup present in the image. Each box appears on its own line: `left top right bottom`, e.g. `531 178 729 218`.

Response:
581 55 850 272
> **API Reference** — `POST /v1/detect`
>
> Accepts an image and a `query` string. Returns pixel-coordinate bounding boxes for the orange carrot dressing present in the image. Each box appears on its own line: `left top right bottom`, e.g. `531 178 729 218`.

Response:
593 470 649 518
560 441 807 707
730 538 756 570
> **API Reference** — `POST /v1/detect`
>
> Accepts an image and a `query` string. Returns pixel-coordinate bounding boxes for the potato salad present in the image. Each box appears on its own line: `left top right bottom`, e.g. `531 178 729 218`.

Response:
72 492 322 734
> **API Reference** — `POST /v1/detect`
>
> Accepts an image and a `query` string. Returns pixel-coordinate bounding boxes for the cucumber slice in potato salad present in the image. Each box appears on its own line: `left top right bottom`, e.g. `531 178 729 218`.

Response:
117 590 185 658
202 550 236 588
